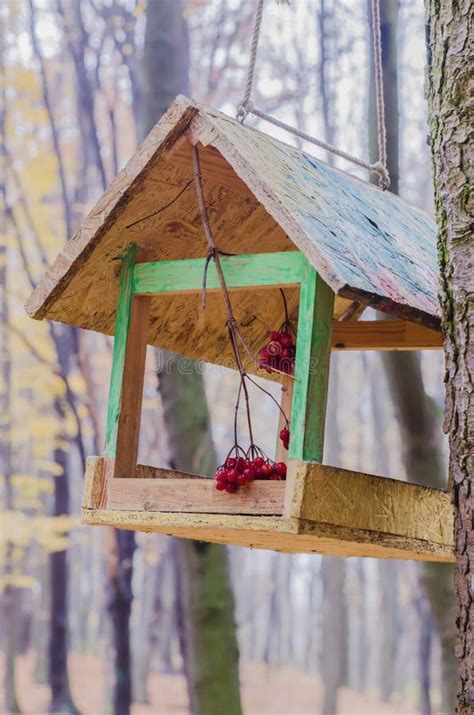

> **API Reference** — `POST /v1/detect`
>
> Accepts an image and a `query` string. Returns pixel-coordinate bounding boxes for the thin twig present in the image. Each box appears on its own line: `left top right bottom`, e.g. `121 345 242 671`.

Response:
228 324 255 447
245 374 290 428
193 146 236 318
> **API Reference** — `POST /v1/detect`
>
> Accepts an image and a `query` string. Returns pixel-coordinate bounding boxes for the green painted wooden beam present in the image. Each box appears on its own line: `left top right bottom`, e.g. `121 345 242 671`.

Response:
288 268 334 462
105 244 137 458
132 251 308 295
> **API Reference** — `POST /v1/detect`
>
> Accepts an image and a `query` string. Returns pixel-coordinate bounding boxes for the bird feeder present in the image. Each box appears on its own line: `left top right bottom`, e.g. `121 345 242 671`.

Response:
26 96 453 562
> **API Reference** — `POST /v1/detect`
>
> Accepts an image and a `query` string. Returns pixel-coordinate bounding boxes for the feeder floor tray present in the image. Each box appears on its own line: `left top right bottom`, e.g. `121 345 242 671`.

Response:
82 458 454 562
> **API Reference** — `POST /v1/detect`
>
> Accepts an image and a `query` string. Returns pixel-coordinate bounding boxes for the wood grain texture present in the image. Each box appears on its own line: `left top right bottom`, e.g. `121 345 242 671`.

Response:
114 293 150 477
289 462 453 548
82 456 109 509
83 456 454 561
26 97 440 374
107 477 285 515
331 320 442 350
81 508 454 562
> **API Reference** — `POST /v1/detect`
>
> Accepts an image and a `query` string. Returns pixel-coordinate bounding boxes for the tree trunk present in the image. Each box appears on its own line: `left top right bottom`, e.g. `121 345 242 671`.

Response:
415 592 433 715
369 355 398 703
321 362 347 714
141 6 242 713
0 49 22 710
141 0 190 133
106 529 135 715
368 2 457 710
157 358 242 715
425 1 473 711
49 399 79 715
321 556 346 715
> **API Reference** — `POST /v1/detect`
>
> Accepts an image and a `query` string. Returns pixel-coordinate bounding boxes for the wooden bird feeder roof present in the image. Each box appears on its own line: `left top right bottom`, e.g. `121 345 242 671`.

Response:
26 96 441 373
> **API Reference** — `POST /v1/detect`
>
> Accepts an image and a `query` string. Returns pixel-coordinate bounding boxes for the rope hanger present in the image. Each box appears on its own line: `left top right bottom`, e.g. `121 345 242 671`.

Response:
236 0 390 190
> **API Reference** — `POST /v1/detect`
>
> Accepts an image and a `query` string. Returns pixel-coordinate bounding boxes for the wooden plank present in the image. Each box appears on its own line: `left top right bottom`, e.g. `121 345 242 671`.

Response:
132 252 308 295
82 456 109 509
331 320 442 350
81 509 454 562
106 476 285 515
114 294 151 477
289 462 453 547
289 269 334 462
83 456 453 561
105 244 137 457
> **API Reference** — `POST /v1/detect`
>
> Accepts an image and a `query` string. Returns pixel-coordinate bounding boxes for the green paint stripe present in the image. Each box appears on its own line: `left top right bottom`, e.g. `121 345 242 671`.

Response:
132 252 308 294
105 244 137 458
288 268 334 462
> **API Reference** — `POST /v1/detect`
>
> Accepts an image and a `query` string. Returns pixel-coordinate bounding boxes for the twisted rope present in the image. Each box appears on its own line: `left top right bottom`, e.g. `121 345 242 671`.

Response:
370 0 387 175
248 103 389 185
236 0 390 189
236 0 264 122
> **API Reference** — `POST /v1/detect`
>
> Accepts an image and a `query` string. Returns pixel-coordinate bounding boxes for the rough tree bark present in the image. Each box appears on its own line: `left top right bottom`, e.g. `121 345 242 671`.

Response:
368 1 457 709
141 3 242 714
425 1 473 712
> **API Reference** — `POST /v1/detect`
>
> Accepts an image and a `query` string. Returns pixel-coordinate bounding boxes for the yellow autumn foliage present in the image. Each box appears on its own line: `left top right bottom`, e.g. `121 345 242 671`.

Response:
0 511 80 551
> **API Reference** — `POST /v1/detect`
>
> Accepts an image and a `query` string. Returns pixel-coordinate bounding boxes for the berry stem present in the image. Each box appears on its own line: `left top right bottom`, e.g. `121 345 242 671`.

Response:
245 373 290 430
227 323 255 448
233 378 242 448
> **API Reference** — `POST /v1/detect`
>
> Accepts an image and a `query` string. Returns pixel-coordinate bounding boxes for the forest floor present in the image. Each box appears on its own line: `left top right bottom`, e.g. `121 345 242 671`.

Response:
1 651 422 715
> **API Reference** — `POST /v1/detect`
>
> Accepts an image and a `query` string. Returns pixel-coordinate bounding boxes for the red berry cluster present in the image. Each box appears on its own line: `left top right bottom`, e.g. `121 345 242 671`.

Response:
259 330 296 375
279 426 290 450
215 455 287 493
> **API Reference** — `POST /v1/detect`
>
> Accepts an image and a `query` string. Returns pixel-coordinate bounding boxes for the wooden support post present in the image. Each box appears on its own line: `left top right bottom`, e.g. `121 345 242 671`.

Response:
288 268 334 463
105 245 151 480
114 291 151 478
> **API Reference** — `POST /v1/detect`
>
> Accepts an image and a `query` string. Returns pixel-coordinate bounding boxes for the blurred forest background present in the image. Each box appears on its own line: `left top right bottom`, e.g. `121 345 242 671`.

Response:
0 1 456 714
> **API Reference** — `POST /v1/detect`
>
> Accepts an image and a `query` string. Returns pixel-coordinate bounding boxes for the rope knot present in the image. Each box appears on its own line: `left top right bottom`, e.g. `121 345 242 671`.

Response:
236 100 254 124
371 161 390 191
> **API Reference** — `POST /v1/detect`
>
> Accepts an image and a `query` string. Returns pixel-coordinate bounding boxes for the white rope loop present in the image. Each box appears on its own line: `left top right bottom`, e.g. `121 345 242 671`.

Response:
236 0 390 190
